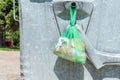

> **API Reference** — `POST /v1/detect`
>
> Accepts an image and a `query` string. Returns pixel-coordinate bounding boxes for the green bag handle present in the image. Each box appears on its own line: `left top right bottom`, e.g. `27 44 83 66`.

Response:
70 2 77 27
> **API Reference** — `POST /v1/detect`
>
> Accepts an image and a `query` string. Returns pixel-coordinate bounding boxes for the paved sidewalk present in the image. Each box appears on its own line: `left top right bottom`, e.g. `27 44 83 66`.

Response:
0 50 20 80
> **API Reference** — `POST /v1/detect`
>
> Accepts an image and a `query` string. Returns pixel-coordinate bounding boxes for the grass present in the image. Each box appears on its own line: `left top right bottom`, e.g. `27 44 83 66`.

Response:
0 47 20 51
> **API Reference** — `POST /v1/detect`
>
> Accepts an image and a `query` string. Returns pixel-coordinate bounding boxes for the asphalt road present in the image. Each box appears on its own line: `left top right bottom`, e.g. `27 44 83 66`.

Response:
0 50 20 80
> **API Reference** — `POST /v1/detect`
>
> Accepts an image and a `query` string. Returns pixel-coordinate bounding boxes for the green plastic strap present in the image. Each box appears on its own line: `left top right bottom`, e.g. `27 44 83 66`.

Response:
70 3 77 27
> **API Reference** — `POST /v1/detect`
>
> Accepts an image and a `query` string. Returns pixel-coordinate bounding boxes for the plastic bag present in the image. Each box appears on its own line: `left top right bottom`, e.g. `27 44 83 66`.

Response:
53 2 86 64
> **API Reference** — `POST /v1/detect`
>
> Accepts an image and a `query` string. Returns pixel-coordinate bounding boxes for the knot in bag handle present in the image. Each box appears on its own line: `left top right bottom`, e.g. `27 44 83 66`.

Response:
70 2 77 27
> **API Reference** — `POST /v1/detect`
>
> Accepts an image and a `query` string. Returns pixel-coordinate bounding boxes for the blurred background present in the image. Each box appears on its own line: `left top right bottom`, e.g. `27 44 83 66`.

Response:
0 0 20 80
0 0 19 50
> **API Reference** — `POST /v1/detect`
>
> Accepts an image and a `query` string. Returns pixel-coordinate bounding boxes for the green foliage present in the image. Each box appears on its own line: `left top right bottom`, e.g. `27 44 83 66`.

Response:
0 11 5 30
6 31 12 39
5 30 20 48
13 30 19 46
0 0 19 47
0 0 19 30
0 47 19 51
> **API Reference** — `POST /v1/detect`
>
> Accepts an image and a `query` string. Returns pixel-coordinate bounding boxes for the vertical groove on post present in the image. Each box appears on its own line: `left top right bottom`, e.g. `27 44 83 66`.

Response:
19 0 31 79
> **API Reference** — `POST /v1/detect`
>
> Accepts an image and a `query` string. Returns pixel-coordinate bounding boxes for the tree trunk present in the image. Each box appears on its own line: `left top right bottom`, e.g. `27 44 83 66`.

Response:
1 31 6 47
0 32 2 47
11 31 14 47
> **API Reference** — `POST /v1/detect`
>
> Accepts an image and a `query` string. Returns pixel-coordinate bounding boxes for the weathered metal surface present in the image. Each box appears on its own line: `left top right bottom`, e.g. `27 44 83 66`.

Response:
52 0 120 69
85 0 120 69
19 0 120 80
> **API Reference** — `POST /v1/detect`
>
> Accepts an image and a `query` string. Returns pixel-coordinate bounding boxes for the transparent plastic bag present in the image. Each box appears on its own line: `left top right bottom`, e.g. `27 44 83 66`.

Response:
53 2 86 64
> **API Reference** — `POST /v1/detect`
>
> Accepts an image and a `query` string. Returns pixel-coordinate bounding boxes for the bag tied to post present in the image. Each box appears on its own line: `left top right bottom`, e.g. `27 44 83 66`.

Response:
53 2 86 64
